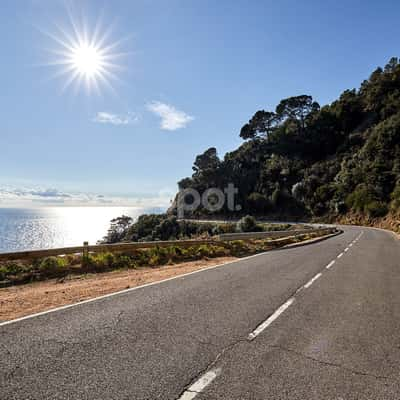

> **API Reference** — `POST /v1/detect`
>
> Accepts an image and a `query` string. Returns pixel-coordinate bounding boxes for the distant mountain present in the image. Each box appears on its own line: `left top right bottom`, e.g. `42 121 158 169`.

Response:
171 57 400 230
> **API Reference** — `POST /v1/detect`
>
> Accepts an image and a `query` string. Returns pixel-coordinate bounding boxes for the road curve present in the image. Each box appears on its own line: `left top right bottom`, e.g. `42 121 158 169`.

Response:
1 226 400 399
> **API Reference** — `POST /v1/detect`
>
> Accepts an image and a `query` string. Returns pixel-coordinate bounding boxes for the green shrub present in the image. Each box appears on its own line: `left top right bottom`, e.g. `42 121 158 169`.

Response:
227 240 251 256
211 245 230 257
0 266 8 281
364 201 388 217
0 262 31 280
83 252 138 271
345 183 389 217
214 223 236 234
38 257 67 275
390 183 400 211
94 252 116 268
237 215 260 232
195 244 213 258
346 184 376 213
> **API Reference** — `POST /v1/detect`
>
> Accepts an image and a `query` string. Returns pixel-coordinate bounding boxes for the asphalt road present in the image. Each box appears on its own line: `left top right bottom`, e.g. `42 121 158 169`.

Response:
1 225 400 399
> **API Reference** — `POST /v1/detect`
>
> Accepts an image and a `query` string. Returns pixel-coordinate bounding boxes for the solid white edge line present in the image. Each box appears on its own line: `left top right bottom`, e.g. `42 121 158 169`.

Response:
326 260 335 269
344 247 349 252
0 249 286 328
337 252 344 259
178 368 221 400
304 272 322 289
248 297 295 341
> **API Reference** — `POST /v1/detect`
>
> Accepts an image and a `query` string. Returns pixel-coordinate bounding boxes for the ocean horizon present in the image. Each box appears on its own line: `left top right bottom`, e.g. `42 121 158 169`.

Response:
0 206 164 253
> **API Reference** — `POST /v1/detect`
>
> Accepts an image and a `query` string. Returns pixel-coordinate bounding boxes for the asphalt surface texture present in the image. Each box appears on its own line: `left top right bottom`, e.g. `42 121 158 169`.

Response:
1 225 400 399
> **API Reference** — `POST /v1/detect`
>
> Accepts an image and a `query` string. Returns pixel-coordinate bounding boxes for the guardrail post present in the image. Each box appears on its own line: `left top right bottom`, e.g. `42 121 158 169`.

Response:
83 241 89 258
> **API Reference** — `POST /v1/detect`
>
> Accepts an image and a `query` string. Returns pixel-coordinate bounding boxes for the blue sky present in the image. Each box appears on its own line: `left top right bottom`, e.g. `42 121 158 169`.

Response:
1 0 399 206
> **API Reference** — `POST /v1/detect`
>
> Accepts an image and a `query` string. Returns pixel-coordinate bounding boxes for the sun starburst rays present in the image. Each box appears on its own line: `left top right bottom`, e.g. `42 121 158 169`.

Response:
41 15 126 95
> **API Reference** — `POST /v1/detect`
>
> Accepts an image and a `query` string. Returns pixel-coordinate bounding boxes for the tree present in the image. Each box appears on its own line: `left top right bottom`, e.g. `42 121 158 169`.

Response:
303 107 343 159
331 89 364 134
275 95 320 130
240 110 277 140
178 177 194 190
125 214 165 241
193 147 220 174
153 217 180 240
192 147 221 187
103 215 133 243
169 57 400 220
247 192 272 214
361 60 400 119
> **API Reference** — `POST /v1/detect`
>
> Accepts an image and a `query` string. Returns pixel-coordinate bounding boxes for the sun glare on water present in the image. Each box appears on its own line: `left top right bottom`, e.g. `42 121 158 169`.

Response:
41 11 127 95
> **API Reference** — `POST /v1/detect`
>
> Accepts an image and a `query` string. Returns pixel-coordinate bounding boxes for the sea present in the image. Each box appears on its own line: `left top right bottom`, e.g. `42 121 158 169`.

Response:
0 207 163 253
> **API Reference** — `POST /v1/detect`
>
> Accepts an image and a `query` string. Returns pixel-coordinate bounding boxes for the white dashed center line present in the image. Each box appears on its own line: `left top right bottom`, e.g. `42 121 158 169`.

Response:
188 229 367 398
178 368 221 400
247 230 364 342
304 272 322 289
248 298 295 341
326 260 335 269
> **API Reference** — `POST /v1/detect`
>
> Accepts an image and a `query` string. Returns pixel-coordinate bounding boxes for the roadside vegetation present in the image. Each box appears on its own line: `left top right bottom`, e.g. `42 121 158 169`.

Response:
101 58 400 238
101 214 294 244
168 58 400 227
0 227 322 286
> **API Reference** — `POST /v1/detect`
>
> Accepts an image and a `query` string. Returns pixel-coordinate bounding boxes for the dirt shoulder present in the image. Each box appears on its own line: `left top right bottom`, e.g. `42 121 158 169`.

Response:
0 256 236 322
0 230 338 322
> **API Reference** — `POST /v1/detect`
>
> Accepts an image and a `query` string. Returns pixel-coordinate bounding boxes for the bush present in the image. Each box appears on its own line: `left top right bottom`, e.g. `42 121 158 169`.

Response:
346 184 376 213
95 252 115 268
345 184 389 217
212 223 236 235
390 183 400 211
227 240 251 256
82 252 138 271
0 262 31 280
39 257 67 275
364 201 388 217
237 215 260 232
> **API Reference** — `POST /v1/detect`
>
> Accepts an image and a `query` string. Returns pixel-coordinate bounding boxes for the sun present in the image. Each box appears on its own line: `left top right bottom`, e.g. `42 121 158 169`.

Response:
70 43 103 78
41 12 127 95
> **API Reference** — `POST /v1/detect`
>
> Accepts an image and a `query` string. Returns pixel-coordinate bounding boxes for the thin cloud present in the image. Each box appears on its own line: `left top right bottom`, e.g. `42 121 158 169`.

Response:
28 188 71 198
147 101 194 131
0 185 171 208
93 111 139 126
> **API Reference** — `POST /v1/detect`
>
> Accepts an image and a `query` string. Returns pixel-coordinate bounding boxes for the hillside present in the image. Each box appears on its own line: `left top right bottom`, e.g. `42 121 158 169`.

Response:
172 57 400 227
103 58 400 244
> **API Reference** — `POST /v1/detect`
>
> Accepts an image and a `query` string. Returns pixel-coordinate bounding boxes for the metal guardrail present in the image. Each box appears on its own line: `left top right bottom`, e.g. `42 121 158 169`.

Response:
0 239 221 262
0 227 336 262
218 227 335 241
